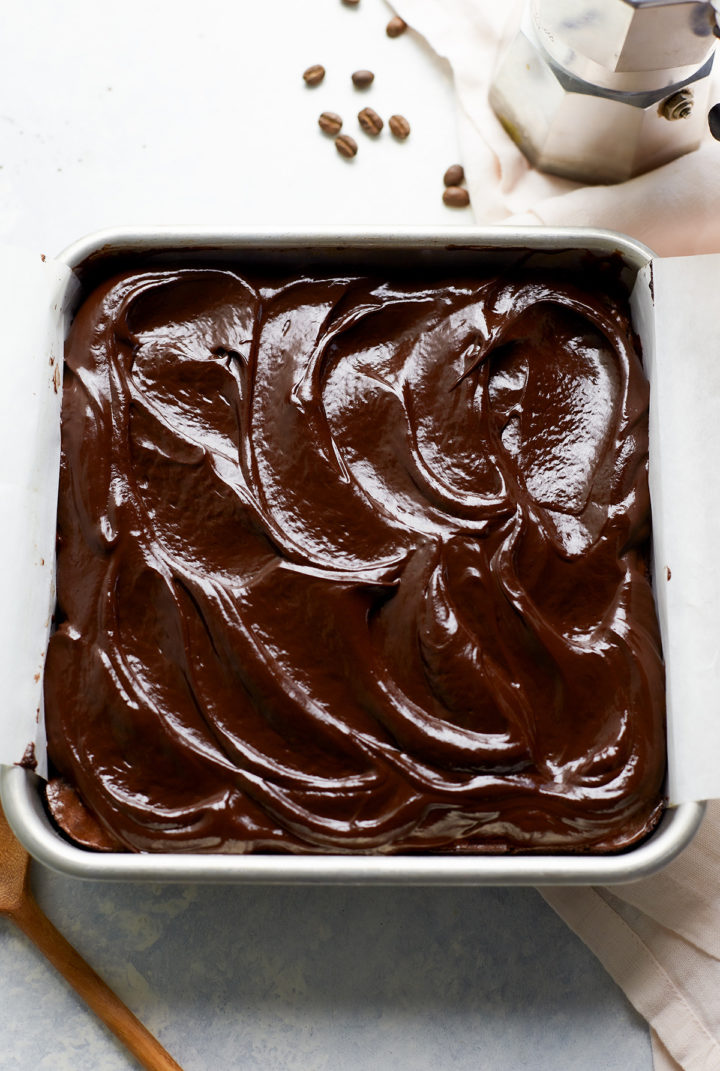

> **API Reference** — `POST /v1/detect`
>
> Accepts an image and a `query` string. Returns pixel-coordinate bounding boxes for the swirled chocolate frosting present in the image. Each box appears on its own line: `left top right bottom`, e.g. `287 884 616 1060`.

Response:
44 264 665 853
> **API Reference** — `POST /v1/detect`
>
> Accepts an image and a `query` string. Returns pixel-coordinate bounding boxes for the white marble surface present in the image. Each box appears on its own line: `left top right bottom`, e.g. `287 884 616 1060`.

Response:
0 0 462 253
0 1 652 1067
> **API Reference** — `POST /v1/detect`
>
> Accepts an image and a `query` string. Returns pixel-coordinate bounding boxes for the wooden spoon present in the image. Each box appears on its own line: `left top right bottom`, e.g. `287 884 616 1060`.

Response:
0 799 184 1071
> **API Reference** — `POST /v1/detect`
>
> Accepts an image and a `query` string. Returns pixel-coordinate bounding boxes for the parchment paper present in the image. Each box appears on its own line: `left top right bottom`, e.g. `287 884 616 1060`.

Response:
0 248 74 778
634 255 720 805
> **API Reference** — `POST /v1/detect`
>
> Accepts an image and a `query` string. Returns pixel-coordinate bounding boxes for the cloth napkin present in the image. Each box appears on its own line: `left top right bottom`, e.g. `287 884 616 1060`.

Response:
387 1 720 1067
541 806 720 1071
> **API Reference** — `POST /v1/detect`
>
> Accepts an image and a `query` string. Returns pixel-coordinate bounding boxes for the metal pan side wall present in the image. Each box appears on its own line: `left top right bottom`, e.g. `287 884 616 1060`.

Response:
2 225 700 885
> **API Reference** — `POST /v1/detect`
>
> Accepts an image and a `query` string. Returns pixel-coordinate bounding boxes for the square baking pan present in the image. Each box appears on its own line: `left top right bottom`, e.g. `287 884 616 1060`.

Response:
0 225 705 885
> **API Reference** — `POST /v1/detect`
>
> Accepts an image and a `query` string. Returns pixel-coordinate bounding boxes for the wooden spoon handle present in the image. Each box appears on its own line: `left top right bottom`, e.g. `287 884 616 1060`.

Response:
11 892 184 1071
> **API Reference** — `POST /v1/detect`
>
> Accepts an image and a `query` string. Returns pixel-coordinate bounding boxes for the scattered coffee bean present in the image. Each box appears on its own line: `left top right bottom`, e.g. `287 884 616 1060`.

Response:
342 0 360 5
352 69 375 89
335 134 358 158
386 16 407 37
319 111 343 135
303 64 326 87
388 114 411 140
442 185 470 208
443 164 464 187
358 107 383 136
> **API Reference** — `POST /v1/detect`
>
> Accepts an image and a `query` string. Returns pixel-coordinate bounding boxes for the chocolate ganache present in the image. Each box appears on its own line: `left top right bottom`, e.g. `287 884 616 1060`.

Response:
44 263 666 853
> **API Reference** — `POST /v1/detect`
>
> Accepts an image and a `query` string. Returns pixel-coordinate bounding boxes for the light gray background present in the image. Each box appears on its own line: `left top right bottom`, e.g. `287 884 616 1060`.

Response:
3 876 652 1071
0 1 652 1067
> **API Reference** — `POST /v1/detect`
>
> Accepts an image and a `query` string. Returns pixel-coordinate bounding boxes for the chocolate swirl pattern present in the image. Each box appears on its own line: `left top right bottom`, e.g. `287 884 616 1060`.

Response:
44 267 665 853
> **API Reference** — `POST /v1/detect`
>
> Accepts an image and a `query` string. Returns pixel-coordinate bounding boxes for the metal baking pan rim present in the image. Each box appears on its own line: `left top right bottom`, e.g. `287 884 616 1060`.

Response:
57 222 656 273
1 766 705 886
2 223 697 885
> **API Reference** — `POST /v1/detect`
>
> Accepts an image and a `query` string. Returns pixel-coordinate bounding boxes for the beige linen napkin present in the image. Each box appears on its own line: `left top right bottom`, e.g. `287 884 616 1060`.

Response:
543 805 720 1071
388 2 720 1067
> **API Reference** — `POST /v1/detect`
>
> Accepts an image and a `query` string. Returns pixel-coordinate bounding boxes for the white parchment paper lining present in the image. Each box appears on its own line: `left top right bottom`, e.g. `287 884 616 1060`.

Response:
0 247 717 803
633 254 720 805
0 248 74 779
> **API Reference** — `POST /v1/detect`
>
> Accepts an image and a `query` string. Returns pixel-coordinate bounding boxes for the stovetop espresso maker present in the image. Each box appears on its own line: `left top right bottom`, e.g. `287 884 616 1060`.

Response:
490 0 720 183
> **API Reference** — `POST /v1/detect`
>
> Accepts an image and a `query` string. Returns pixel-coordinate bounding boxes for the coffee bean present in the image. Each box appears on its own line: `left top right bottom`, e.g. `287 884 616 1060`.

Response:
335 134 358 158
342 0 360 5
352 69 375 89
303 64 326 87
386 16 407 37
358 107 383 136
443 164 464 187
388 114 410 140
442 185 470 208
319 111 343 135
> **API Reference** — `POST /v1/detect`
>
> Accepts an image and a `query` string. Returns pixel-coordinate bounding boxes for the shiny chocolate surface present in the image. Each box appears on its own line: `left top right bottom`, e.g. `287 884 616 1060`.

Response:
44 265 665 853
